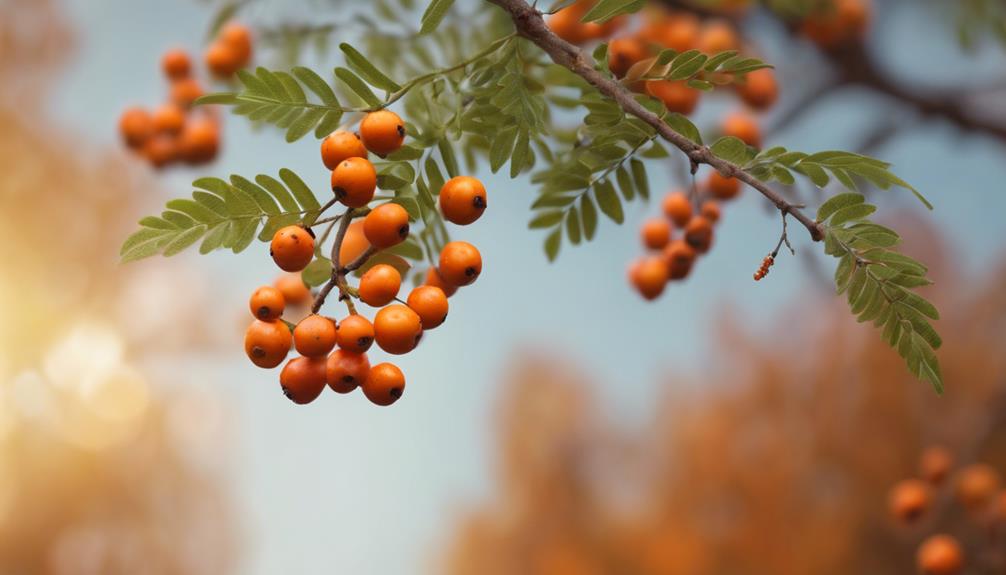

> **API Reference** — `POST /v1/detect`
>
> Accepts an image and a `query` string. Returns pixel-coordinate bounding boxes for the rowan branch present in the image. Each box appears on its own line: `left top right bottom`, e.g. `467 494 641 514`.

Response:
485 0 825 241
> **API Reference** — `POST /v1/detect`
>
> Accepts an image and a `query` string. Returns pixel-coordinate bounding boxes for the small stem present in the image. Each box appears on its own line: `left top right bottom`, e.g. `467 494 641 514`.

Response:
311 208 355 314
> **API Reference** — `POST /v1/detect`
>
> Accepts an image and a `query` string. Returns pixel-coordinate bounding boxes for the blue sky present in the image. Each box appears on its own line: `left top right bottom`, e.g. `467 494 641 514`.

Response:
54 0 1006 572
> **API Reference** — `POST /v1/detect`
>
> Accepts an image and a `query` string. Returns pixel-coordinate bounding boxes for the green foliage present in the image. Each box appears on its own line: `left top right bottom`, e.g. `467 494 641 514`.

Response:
581 0 645 23
623 49 771 87
120 170 322 262
955 0 1006 50
820 193 944 393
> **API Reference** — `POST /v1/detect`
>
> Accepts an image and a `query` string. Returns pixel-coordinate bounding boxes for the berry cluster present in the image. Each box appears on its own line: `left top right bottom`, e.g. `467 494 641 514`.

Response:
116 22 253 169
628 170 741 300
244 111 487 407
887 446 1006 575
753 255 774 281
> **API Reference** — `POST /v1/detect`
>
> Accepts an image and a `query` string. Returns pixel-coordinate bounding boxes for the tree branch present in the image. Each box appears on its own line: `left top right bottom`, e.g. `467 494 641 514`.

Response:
485 0 824 241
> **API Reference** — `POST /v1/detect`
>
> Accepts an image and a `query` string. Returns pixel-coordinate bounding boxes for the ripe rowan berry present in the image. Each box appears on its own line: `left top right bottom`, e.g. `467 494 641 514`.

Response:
629 256 669 300
547 2 590 44
737 68 778 111
161 48 192 81
153 103 186 135
244 319 292 369
339 220 370 265
697 20 738 54
707 171 741 201
219 22 253 65
684 216 714 253
178 117 220 165
424 267 458 297
249 285 285 321
646 80 700 115
700 201 721 223
363 203 410 249
275 273 312 306
660 12 700 52
293 314 337 357
661 191 693 227
920 446 954 485
916 534 963 575
663 239 696 280
640 217 672 250
955 464 1001 511
358 264 402 307
326 349 370 394
336 314 374 353
374 304 423 355
321 130 367 170
205 41 242 77
407 285 449 330
801 0 870 49
607 37 650 78
439 176 487 226
142 135 178 169
361 362 405 406
331 157 377 208
359 110 405 157
438 241 482 287
888 479 932 523
580 14 623 42
170 77 204 108
270 225 315 272
721 112 761 148
279 356 327 404
119 107 153 149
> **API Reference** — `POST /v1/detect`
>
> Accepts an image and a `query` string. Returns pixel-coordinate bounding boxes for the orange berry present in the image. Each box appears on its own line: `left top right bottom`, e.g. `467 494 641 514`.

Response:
663 239 696 280
920 446 954 485
407 285 449 330
161 48 192 81
363 203 410 249
700 201 721 223
697 20 738 54
119 107 153 149
608 37 650 78
916 534 963 575
152 103 186 136
279 356 327 404
629 256 669 300
336 222 368 267
321 130 367 170
170 77 204 108
438 241 482 287
293 314 337 357
888 479 932 523
358 264 402 307
219 22 253 66
955 464 1001 511
270 225 315 272
660 12 700 51
439 176 487 226
359 110 405 157
547 2 590 44
336 314 375 353
244 319 292 368
331 157 377 208
178 117 220 165
424 267 458 298
640 217 672 250
661 191 693 227
142 135 178 169
646 80 700 115
737 68 778 111
274 273 312 306
205 41 242 77
374 304 423 355
249 286 285 321
707 171 741 201
361 362 405 406
801 0 870 49
326 350 370 394
581 13 624 42
684 216 714 253
721 112 761 148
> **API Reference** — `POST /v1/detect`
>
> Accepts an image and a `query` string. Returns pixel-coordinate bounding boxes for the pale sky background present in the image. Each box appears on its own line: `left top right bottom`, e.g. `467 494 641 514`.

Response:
51 0 1006 572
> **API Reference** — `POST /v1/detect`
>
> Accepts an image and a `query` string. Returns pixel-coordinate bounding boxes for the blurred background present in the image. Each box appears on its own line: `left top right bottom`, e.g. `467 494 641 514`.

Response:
1 0 1005 573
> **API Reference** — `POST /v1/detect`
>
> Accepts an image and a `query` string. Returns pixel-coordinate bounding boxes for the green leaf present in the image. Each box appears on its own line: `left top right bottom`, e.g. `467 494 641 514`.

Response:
291 67 339 105
302 257 333 287
829 203 877 226
710 136 748 165
581 0 645 23
544 227 562 262
817 193 865 222
340 43 402 92
420 0 455 34
593 179 624 224
334 67 382 108
581 194 598 241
